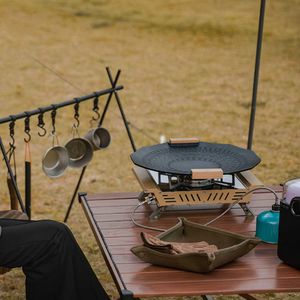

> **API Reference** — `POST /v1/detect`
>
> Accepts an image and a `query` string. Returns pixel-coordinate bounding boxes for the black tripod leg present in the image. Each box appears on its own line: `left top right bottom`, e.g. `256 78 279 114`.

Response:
64 165 87 222
98 68 121 127
106 68 137 152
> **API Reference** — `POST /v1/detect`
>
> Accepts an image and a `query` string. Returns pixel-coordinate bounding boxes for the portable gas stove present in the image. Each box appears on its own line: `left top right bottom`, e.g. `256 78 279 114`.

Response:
131 138 263 219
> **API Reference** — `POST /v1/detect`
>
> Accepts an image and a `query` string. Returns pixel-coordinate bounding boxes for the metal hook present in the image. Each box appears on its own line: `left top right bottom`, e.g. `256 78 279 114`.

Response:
9 115 16 148
73 99 80 128
92 96 100 121
37 108 47 137
51 105 57 135
24 112 31 143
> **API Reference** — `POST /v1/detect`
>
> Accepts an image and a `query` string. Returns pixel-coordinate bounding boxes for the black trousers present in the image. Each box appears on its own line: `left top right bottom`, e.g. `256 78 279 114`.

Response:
0 219 109 300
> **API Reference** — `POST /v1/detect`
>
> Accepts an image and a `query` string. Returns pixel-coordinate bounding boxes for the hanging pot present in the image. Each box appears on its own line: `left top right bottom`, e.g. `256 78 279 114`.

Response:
65 137 93 168
42 134 69 178
42 146 69 177
42 145 69 178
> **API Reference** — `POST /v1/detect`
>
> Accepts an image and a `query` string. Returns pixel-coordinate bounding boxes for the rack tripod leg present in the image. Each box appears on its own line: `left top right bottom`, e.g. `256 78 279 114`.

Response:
106 68 136 152
64 166 87 223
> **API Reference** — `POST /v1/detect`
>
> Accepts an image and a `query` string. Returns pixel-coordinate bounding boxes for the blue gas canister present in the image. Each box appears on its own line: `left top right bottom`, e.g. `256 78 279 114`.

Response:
256 203 280 244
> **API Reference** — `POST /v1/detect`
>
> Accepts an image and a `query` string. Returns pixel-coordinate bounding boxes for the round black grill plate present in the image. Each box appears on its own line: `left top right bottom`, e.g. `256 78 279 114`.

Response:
131 142 261 175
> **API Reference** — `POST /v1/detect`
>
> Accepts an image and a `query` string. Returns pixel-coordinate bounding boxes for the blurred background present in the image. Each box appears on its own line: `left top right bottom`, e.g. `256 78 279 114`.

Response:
0 0 299 299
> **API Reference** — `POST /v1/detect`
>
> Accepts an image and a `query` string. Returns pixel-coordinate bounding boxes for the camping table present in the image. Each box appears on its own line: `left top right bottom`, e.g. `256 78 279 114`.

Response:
80 189 300 300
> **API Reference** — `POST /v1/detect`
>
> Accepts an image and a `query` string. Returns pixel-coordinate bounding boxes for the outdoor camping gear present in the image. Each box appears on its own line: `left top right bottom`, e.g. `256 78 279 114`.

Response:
282 178 300 205
25 142 32 219
131 138 263 219
7 119 18 209
24 114 32 219
42 139 69 177
84 95 110 150
255 187 280 244
42 109 69 177
131 140 261 176
278 180 300 269
64 101 93 168
0 68 126 221
131 217 260 273
37 109 47 137
255 207 280 244
65 137 93 168
84 127 110 150
141 232 218 255
0 137 25 212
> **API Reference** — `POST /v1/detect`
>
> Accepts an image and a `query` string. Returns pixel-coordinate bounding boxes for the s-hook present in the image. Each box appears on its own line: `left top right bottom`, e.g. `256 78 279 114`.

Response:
8 115 17 177
92 95 100 121
51 105 57 135
73 98 80 128
9 115 16 150
24 112 31 143
37 108 47 137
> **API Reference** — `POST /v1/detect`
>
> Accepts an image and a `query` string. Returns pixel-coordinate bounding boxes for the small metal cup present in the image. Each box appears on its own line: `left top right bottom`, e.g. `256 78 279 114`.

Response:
65 137 93 168
84 127 111 150
42 146 69 178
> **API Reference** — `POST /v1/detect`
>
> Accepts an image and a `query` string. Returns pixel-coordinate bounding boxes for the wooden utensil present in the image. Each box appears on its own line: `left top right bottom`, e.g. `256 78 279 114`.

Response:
25 141 31 219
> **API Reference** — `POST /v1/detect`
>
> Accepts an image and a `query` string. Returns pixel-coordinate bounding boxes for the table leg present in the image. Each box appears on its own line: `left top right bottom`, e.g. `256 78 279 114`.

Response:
118 289 137 300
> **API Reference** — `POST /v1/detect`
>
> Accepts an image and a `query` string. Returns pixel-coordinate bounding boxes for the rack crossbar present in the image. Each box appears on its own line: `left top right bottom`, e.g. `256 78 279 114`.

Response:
0 85 123 124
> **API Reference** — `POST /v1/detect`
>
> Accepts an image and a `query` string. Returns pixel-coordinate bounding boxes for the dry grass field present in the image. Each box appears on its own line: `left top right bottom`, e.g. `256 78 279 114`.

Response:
0 0 299 299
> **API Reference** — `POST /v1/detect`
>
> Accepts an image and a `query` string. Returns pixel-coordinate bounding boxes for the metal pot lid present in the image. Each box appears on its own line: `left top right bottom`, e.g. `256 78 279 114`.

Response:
131 141 261 175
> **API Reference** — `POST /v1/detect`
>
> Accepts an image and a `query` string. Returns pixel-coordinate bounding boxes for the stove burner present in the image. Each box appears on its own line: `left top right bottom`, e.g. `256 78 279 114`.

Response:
158 172 236 191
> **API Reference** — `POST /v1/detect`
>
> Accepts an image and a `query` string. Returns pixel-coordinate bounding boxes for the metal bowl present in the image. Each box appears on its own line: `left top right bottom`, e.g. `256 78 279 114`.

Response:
42 146 69 178
65 137 93 168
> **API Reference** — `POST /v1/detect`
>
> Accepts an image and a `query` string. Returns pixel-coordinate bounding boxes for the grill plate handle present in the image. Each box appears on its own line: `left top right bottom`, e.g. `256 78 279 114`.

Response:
168 137 199 147
191 168 224 180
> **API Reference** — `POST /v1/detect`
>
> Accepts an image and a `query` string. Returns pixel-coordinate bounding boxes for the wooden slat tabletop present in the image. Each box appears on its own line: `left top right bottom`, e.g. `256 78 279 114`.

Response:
80 189 300 299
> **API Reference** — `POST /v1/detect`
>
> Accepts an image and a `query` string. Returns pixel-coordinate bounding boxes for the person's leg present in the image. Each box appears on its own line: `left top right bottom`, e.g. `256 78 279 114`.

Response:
0 219 109 300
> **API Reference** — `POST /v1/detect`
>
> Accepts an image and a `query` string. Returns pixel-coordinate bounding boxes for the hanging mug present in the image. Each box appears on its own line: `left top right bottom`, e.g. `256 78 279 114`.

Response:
42 134 69 178
65 126 93 168
84 127 111 151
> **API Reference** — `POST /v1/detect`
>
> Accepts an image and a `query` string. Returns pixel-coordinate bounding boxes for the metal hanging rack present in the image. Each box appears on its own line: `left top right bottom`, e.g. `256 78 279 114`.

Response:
0 67 137 221
0 88 122 125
